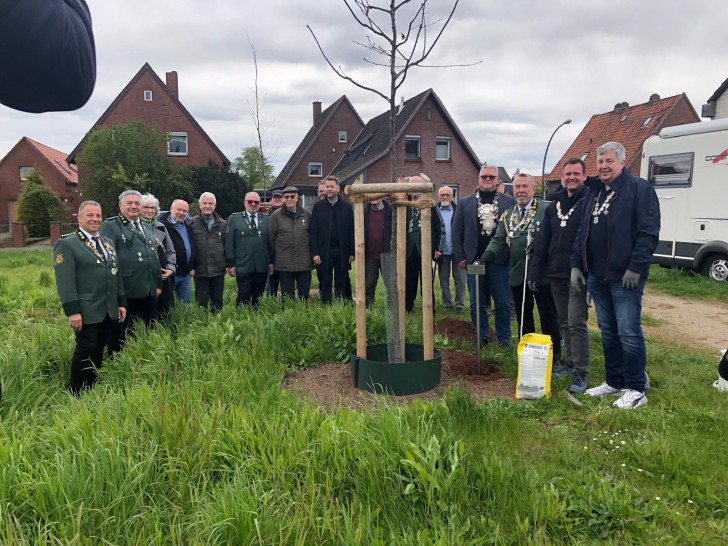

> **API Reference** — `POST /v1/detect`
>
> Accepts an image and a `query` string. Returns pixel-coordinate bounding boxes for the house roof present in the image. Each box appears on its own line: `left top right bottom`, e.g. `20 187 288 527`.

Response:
273 96 364 188
67 62 230 165
707 75 728 103
330 88 481 183
548 93 699 180
0 137 78 184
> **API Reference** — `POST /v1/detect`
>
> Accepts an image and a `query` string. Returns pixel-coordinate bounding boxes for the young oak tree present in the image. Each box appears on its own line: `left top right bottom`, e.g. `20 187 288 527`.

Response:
308 0 475 361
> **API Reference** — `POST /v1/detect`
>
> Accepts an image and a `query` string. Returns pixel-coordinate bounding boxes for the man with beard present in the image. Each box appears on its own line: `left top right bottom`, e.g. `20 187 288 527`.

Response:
485 173 560 362
453 164 516 346
571 142 659 409
437 185 465 313
528 159 591 393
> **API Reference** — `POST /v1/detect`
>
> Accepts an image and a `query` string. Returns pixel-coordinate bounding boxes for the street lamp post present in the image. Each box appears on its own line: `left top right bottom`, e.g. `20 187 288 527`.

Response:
541 119 572 199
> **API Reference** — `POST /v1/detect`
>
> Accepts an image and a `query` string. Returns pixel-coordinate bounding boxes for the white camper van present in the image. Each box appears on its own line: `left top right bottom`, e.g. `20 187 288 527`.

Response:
640 118 728 281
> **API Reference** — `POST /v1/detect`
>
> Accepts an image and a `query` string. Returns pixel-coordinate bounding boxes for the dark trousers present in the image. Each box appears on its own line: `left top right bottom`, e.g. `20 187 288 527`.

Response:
317 250 347 305
511 282 561 363
405 249 435 313
279 271 312 300
70 315 113 394
157 276 175 317
267 270 280 297
236 271 268 307
195 274 225 312
365 255 383 307
108 295 157 355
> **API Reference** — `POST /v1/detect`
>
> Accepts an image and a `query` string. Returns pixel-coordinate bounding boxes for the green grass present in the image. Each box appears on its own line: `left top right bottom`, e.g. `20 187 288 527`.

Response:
0 249 727 543
648 264 728 300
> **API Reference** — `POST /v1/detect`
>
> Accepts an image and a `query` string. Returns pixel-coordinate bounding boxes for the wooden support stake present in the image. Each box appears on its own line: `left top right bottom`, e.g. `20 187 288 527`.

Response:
346 182 433 195
397 202 407 362
354 200 366 358
421 206 434 360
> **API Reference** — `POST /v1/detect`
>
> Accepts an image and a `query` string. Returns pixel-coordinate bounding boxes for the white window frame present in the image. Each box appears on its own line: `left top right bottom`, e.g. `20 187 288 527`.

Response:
167 132 188 156
405 135 421 160
19 166 34 180
338 130 347 143
436 136 451 161
308 162 323 177
144 90 153 101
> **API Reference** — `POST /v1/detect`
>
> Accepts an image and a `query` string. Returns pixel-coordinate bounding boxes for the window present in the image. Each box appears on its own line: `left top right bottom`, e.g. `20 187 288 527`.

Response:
620 114 628 122
641 116 653 128
424 108 432 121
648 153 693 187
308 162 323 177
447 184 459 202
405 136 420 160
19 166 34 180
436 137 451 160
338 130 347 143
144 90 153 101
167 132 188 156
581 152 590 161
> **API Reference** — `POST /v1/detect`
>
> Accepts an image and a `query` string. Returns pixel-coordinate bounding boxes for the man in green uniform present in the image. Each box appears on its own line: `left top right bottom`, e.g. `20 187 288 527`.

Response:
99 189 162 354
53 200 126 394
484 173 561 361
225 191 273 307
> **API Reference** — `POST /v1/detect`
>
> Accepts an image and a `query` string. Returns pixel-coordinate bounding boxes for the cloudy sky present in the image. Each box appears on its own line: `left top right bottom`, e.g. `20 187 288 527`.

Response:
1 0 726 180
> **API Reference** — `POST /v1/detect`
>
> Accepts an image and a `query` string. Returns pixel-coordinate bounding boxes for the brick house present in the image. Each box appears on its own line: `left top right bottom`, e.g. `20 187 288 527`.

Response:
273 96 364 205
548 93 700 183
0 137 78 224
68 63 229 174
702 76 728 120
330 89 481 201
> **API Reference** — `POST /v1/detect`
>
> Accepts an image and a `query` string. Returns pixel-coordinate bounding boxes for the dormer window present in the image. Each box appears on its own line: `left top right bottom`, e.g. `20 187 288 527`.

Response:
144 90 153 101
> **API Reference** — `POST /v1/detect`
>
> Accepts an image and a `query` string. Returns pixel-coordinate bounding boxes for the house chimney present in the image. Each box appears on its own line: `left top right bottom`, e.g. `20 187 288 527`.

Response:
613 101 630 113
313 101 322 126
166 71 179 98
649 93 660 103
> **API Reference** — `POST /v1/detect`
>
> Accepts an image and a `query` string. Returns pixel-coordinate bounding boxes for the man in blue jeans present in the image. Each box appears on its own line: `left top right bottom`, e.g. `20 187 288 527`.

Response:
571 142 660 409
452 164 516 346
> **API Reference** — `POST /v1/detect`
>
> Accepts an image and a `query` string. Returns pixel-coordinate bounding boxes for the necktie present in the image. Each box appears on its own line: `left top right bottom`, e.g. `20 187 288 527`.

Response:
92 236 106 261
519 208 526 220
251 214 257 231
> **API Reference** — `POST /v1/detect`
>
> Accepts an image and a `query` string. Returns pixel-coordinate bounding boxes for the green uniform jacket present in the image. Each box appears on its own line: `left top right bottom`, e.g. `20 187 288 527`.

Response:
225 212 271 273
485 199 549 287
99 215 163 298
53 230 127 322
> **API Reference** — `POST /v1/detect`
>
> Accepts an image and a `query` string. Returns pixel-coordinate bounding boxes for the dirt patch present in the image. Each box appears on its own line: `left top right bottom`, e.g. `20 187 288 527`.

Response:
284 318 516 410
642 288 728 352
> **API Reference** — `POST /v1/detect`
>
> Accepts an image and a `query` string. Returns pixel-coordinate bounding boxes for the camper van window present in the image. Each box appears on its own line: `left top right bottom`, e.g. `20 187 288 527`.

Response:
648 153 693 187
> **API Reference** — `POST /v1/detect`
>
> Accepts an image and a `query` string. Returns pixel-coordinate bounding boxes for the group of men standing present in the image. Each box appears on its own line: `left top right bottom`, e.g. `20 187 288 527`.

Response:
54 141 659 409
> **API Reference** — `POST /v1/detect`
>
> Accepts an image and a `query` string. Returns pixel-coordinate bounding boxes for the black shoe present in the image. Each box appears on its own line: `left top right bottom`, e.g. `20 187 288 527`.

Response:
498 341 510 348
478 338 489 347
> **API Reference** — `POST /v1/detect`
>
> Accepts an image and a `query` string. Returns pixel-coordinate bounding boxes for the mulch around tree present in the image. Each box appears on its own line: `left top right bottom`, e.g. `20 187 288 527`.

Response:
283 317 516 410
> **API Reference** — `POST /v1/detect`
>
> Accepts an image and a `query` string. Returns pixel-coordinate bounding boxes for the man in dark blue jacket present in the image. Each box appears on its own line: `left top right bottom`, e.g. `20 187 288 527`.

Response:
571 142 660 409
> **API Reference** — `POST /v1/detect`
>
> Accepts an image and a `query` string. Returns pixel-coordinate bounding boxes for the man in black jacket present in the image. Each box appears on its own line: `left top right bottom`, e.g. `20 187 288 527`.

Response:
160 200 197 305
528 158 591 393
310 176 354 305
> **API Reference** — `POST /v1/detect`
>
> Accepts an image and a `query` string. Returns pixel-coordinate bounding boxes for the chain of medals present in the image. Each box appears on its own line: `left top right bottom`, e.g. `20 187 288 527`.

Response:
408 207 421 233
245 213 261 237
556 200 579 228
505 199 538 246
77 231 106 262
591 189 616 224
476 191 499 235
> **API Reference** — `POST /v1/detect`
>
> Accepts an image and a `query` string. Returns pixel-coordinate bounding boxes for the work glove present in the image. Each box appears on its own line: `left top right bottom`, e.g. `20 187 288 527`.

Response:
527 280 539 293
481 250 495 266
622 269 640 290
570 267 586 292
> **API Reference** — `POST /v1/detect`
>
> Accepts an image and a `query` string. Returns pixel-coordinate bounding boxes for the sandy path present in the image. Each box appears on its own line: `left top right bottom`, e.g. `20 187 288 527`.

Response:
641 288 728 352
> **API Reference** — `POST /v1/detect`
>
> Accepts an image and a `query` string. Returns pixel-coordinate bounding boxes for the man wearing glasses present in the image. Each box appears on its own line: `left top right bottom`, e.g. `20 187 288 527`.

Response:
452 164 516 346
225 192 273 307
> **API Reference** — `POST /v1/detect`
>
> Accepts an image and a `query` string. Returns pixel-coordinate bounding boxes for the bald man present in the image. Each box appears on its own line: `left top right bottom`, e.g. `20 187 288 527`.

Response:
160 199 196 304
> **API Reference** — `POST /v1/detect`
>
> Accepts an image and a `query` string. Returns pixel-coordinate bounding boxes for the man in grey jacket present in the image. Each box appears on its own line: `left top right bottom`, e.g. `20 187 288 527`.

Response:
191 192 227 312
268 187 314 300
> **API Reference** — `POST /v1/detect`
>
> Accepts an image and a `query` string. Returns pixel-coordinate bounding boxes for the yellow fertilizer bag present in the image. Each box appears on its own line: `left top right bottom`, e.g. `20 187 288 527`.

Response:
516 333 553 399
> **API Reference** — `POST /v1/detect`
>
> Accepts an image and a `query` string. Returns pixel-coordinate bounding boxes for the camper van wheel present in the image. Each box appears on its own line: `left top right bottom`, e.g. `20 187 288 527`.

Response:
701 253 728 282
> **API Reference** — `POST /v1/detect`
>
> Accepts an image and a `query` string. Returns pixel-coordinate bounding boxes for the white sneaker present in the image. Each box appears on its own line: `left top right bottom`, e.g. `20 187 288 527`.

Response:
613 389 647 409
585 382 623 397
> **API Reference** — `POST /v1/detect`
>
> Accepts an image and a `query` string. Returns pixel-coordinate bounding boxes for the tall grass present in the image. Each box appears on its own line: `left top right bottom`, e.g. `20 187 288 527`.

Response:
0 249 726 543
648 264 728 300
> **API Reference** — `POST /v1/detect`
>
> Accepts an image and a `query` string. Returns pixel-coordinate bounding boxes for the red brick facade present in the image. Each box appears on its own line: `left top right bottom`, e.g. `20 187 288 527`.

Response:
68 64 229 175
0 138 77 224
